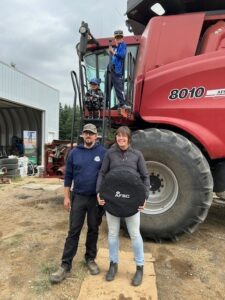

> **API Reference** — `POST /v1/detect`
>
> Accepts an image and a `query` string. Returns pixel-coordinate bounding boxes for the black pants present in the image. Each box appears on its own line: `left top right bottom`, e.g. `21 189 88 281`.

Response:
61 194 99 271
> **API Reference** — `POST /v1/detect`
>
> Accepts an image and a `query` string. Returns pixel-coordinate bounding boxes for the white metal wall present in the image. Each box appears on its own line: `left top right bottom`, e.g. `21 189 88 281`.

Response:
0 61 59 142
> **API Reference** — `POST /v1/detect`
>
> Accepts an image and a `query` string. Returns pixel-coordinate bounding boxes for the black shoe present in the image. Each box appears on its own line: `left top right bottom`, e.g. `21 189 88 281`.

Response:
86 259 100 275
49 266 69 284
106 262 118 281
131 265 143 286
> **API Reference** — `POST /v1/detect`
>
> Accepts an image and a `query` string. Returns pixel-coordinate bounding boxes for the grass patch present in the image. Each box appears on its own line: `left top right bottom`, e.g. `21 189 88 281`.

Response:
32 278 51 294
6 233 24 247
73 260 87 280
31 262 57 295
11 176 23 182
41 262 58 275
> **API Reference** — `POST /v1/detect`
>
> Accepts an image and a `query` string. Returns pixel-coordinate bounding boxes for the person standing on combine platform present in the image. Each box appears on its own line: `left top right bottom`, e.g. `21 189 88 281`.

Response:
107 30 130 109
50 123 106 284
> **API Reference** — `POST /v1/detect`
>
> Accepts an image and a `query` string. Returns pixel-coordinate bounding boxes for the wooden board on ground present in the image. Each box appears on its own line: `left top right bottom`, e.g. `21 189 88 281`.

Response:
78 248 158 300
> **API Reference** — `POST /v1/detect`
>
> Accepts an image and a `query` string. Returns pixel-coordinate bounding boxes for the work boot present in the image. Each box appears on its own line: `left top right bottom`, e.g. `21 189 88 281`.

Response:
49 266 69 284
131 265 143 286
106 262 118 281
86 259 100 275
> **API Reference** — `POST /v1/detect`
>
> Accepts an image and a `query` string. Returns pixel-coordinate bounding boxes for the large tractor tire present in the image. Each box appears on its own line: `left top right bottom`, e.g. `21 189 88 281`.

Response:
0 163 18 170
132 129 213 241
0 158 18 165
213 161 225 200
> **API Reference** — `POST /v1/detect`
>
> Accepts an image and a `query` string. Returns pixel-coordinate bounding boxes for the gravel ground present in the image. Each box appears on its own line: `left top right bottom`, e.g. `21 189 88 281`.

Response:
0 177 225 300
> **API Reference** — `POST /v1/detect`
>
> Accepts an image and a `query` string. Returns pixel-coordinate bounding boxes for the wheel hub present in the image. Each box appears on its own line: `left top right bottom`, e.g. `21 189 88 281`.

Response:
150 173 164 193
144 161 179 215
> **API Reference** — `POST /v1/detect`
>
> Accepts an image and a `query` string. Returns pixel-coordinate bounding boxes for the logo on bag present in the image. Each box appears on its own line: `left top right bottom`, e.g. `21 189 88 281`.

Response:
115 191 130 198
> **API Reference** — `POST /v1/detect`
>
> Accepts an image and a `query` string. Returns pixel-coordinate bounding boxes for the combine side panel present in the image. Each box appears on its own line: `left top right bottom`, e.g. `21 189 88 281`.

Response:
133 13 205 112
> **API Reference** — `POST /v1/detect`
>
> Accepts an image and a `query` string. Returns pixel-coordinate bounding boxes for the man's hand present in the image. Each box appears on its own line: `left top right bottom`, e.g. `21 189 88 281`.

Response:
138 200 146 211
109 46 114 55
64 196 71 211
97 193 105 206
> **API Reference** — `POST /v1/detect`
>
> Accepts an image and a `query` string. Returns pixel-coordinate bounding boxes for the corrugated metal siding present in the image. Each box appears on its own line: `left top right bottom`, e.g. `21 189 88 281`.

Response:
0 61 59 143
0 107 42 162
0 108 42 145
0 61 58 109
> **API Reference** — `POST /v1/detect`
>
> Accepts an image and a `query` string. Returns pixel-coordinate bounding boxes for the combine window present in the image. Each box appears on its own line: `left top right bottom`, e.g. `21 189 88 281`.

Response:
83 45 138 107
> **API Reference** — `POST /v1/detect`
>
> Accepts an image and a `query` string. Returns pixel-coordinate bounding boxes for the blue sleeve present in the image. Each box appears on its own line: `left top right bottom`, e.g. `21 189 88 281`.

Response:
115 42 126 59
64 149 74 187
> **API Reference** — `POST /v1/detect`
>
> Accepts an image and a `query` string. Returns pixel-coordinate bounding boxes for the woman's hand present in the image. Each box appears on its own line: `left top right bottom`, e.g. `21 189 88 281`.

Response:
138 200 146 211
97 193 105 206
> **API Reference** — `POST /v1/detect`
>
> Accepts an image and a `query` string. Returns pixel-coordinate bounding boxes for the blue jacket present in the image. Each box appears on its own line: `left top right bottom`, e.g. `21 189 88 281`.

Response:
111 41 127 75
64 143 106 195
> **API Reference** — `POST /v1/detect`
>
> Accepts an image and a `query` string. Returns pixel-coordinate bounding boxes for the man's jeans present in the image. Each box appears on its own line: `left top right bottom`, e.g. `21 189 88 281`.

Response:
105 211 144 266
61 194 99 271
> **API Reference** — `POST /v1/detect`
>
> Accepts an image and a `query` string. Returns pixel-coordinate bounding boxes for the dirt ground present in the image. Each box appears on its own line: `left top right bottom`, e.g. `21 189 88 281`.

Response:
1 177 225 300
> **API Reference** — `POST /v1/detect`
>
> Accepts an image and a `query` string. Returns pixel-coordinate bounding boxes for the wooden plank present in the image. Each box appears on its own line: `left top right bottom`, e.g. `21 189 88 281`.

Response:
78 248 158 300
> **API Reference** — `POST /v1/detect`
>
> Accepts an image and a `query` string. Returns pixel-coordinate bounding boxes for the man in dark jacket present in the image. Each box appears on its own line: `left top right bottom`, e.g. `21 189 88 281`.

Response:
50 123 106 284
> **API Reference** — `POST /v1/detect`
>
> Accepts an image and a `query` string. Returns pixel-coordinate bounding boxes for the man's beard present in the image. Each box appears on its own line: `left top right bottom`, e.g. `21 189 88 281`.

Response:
84 140 94 147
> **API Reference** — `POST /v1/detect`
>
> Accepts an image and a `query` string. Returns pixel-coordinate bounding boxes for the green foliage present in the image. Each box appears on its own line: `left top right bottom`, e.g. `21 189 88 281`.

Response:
59 102 81 140
41 262 58 275
32 278 51 294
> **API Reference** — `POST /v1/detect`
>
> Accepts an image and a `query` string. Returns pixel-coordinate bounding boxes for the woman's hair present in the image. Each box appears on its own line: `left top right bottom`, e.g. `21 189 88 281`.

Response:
115 126 131 144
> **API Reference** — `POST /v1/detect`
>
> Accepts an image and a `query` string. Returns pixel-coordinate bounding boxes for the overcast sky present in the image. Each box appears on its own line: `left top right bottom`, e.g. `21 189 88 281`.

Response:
0 0 131 105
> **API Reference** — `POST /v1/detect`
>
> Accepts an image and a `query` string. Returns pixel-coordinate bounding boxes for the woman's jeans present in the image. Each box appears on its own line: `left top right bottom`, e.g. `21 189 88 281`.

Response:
105 211 144 266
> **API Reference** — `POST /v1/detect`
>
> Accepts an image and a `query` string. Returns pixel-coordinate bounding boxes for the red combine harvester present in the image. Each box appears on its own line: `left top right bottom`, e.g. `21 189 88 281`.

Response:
71 0 225 240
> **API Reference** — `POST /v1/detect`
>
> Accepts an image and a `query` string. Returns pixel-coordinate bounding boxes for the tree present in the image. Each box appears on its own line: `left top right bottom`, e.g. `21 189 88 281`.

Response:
59 103 81 140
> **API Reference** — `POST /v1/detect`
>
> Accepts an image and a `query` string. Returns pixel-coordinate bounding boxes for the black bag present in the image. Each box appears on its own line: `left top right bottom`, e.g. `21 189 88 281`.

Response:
99 168 146 217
